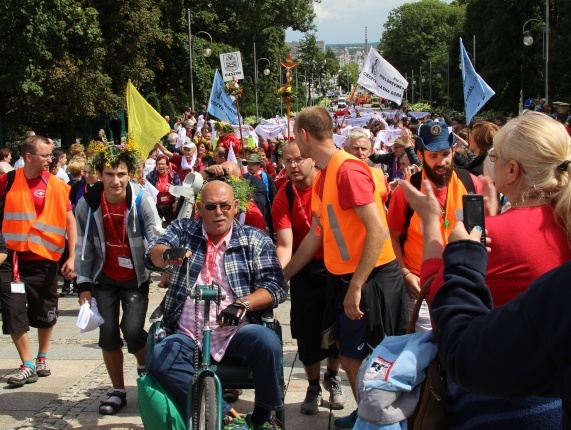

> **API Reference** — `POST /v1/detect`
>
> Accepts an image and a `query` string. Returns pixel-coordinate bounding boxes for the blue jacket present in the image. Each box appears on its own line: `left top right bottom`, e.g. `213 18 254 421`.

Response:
431 240 569 428
145 218 288 333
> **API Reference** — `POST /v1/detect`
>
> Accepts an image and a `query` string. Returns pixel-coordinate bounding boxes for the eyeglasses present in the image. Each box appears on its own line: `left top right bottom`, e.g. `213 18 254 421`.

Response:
202 203 234 212
488 148 498 162
393 145 404 150
31 153 53 159
284 157 306 166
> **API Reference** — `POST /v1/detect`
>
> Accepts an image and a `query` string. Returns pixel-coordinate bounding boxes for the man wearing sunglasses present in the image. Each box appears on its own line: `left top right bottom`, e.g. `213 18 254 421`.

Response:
146 180 288 429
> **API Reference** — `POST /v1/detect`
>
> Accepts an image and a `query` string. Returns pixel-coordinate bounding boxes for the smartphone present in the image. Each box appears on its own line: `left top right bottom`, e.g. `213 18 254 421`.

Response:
462 194 486 245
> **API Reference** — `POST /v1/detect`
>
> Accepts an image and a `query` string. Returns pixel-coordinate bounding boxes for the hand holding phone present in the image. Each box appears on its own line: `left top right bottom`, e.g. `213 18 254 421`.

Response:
462 194 486 245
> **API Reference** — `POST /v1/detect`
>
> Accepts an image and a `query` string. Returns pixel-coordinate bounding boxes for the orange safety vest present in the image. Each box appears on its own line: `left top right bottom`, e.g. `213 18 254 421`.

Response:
3 169 70 261
312 150 395 275
403 170 471 275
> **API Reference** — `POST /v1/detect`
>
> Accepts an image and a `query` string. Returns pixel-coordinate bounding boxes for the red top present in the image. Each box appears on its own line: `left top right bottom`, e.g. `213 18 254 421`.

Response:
272 180 324 259
423 205 571 307
218 134 241 155
244 202 267 233
317 159 376 208
156 173 175 206
101 197 135 281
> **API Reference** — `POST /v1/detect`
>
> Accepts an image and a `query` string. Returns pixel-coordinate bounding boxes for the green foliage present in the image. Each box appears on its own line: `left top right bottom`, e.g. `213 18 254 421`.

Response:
161 96 177 124
338 63 359 93
408 102 433 112
378 0 466 109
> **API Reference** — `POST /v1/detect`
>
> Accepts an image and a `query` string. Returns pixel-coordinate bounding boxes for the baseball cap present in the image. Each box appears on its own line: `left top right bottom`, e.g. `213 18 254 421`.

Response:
415 122 455 152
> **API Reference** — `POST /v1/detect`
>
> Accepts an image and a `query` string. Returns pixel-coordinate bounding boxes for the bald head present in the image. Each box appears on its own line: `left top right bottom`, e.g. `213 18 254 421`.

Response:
221 161 241 177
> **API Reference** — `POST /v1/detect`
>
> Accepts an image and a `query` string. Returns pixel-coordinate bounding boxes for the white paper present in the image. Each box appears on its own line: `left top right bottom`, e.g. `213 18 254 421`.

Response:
77 298 105 333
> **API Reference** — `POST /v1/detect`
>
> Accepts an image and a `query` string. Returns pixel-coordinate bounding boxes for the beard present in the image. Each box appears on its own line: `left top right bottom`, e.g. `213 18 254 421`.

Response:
423 162 453 187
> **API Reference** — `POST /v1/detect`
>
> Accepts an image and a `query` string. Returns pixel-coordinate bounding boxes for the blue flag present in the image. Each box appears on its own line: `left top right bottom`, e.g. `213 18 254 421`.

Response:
207 69 241 125
460 38 495 124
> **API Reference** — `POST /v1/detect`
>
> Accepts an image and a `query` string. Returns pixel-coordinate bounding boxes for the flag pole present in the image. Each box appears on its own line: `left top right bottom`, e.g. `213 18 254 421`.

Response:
235 96 244 146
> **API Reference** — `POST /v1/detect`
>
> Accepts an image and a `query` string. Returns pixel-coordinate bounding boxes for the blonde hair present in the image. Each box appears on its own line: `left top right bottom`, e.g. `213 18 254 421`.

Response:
494 111 571 239
67 156 86 177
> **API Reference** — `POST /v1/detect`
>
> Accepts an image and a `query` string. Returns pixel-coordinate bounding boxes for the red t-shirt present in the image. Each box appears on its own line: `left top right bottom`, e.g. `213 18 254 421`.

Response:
272 181 324 259
101 197 135 281
317 159 376 209
156 173 174 205
0 171 72 260
244 201 267 233
423 205 571 307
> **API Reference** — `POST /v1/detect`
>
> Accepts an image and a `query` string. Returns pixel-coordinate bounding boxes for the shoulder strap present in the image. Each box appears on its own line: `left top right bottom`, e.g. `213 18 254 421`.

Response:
261 172 270 201
400 171 423 250
454 168 476 194
285 180 294 215
0 169 17 226
134 187 149 242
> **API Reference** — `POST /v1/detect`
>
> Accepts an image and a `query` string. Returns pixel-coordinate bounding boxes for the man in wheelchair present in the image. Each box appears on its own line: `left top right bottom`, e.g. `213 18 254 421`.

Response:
145 180 288 429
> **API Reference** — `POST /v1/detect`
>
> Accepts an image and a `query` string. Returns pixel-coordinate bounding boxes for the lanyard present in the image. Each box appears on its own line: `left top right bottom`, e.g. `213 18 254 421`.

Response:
101 194 127 252
12 251 20 282
291 184 311 229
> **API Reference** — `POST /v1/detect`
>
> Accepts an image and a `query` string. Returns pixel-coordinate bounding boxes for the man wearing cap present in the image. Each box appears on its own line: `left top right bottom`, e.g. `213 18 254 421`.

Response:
368 130 421 182
387 122 483 332
154 138 197 182
285 107 407 430
242 153 276 235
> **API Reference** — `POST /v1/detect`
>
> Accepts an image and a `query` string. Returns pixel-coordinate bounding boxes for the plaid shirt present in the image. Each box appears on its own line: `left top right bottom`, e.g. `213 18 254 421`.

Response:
145 218 288 335
177 225 247 361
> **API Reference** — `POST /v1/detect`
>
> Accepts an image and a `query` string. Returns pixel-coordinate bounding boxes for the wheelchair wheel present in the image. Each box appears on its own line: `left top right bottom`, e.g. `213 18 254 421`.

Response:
196 375 218 430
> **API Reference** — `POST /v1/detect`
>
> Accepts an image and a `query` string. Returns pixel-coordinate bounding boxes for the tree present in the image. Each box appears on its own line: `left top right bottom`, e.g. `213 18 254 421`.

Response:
378 0 466 109
338 63 359 94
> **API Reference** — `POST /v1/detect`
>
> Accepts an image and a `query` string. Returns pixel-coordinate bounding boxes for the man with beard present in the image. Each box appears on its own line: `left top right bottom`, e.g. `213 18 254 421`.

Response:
387 122 483 332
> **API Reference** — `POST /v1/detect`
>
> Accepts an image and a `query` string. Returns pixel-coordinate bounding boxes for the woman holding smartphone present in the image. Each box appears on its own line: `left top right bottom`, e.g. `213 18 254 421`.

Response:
402 111 571 429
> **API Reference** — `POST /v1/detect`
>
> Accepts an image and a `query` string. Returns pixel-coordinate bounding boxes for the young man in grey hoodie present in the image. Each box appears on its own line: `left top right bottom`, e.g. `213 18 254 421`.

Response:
74 146 162 415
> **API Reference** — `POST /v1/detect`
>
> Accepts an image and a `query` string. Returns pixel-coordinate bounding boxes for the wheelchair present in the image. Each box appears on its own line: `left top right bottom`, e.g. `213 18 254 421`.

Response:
140 282 286 430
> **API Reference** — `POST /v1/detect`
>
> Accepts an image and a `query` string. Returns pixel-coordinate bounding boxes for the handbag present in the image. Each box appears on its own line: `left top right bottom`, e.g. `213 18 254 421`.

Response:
407 275 449 430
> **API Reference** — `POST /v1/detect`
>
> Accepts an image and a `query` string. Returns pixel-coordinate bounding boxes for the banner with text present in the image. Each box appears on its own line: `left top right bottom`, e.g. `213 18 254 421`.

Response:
219 51 244 82
358 48 408 105
207 69 241 125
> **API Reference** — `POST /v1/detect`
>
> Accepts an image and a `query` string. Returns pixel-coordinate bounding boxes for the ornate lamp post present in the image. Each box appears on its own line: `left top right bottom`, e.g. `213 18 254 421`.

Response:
253 47 270 120
521 15 549 112
187 9 213 111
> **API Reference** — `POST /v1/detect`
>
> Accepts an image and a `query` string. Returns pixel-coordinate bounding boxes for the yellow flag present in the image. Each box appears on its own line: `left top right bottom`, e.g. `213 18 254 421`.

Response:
126 80 170 157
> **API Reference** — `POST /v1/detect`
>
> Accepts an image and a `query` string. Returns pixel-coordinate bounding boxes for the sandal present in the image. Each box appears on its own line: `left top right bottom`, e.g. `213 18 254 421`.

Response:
99 390 127 415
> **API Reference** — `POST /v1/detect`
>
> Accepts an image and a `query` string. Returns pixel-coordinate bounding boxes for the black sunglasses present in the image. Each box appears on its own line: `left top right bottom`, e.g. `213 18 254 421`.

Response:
202 203 233 212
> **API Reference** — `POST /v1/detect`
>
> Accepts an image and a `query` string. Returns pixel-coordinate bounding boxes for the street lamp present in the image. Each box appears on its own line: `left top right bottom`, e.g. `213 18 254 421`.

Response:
522 14 549 109
253 45 271 120
188 9 213 111
436 61 450 109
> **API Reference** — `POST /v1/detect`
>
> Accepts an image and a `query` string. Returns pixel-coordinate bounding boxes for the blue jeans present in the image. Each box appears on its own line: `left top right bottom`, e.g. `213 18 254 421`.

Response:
148 324 283 416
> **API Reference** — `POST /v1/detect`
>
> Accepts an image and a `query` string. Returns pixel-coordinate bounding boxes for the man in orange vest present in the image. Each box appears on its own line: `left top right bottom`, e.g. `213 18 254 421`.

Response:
387 122 483 332
285 107 407 430
0 135 76 387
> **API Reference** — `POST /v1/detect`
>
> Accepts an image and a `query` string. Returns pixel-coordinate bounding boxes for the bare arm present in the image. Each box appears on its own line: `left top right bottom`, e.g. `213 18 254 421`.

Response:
284 213 322 281
61 210 77 280
343 202 386 319
275 228 294 268
155 141 173 158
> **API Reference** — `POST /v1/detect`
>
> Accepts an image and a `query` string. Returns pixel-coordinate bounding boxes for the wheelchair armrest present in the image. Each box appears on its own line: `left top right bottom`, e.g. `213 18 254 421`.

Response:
259 307 274 324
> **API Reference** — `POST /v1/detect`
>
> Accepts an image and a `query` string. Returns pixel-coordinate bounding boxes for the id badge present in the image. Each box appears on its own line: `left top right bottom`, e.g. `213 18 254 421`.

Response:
118 257 134 269
160 195 170 203
11 282 25 294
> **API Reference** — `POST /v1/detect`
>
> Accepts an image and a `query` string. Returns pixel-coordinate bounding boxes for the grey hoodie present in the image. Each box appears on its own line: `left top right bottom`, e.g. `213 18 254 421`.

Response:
74 181 163 292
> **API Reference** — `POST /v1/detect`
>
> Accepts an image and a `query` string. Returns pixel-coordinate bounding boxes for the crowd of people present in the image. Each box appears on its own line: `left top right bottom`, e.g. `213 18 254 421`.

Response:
0 101 571 430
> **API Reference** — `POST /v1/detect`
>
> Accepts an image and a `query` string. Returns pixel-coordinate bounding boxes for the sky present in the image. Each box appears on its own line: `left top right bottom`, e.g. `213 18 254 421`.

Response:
286 0 450 45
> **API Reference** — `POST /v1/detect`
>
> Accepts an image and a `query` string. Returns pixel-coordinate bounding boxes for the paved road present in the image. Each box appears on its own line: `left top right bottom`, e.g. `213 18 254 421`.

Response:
0 277 356 429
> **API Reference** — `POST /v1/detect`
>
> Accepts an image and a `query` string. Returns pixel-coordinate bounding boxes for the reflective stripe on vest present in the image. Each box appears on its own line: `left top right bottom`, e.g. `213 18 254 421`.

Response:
313 150 395 275
3 212 35 221
3 169 70 260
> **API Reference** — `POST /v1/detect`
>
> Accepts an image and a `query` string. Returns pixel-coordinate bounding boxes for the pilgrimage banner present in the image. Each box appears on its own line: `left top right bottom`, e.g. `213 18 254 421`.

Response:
460 37 495 123
207 69 242 125
358 48 408 105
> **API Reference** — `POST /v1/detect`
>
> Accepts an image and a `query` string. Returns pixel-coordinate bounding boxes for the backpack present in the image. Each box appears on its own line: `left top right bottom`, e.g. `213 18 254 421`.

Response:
400 168 475 250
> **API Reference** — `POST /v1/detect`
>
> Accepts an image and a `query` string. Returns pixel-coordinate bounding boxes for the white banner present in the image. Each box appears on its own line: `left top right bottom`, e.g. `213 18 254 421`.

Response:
358 48 408 105
219 51 244 82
